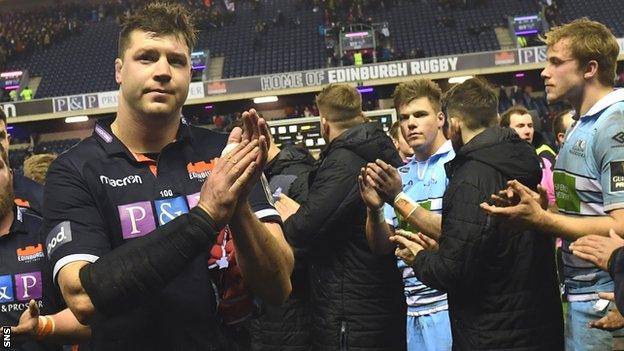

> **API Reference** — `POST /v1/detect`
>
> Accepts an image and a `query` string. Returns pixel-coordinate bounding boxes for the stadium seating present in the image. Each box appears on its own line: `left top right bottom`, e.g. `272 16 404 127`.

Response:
9 148 29 173
365 0 529 58
4 0 624 99
33 138 81 154
558 0 624 35
6 19 119 98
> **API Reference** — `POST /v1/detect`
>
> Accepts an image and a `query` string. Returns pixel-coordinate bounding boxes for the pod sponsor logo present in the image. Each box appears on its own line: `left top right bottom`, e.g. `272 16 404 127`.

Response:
46 221 72 256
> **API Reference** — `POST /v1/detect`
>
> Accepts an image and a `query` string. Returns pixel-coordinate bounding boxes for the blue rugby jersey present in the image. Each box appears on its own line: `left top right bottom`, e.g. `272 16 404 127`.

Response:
554 89 624 301
384 140 455 316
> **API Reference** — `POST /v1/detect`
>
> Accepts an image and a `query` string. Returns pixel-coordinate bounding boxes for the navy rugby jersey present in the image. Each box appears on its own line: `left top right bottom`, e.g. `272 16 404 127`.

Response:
41 118 280 350
0 206 61 351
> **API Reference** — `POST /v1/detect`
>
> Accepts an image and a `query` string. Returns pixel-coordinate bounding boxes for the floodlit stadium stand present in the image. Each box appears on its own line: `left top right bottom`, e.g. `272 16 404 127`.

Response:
4 0 622 99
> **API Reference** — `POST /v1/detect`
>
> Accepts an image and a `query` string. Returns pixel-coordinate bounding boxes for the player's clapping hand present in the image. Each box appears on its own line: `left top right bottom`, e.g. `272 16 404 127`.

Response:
358 167 384 210
364 159 403 205
198 139 260 228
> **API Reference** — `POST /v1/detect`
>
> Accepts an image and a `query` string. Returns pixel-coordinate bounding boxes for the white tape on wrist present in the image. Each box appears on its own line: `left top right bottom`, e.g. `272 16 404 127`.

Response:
407 202 419 218
394 192 419 218
221 142 239 157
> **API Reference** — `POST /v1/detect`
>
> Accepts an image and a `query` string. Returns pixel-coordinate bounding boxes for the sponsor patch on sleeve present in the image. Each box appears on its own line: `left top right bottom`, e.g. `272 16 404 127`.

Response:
610 161 624 192
45 221 72 257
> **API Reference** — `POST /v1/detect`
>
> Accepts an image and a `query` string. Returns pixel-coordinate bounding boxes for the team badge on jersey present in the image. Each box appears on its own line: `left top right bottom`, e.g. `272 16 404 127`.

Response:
16 244 44 263
610 160 624 192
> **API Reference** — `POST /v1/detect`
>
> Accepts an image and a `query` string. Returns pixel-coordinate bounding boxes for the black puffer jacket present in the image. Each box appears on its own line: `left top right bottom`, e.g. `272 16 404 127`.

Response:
251 145 317 351
413 127 564 350
265 144 317 203
284 122 406 351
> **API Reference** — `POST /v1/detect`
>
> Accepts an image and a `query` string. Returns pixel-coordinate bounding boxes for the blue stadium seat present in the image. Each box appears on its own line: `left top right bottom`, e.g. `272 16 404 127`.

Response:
4 0 624 98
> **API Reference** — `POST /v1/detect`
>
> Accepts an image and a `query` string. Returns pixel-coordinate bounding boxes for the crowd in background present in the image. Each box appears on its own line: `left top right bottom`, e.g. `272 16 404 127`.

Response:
0 0 248 72
2 2 624 350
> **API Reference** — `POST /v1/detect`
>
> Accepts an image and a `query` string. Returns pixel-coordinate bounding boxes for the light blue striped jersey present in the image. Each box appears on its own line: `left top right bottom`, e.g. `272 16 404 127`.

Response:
554 89 624 301
384 140 455 316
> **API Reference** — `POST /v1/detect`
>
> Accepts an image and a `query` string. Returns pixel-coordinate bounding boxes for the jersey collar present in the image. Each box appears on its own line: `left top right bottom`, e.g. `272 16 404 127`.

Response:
93 117 192 158
6 206 28 237
407 139 453 164
581 88 624 118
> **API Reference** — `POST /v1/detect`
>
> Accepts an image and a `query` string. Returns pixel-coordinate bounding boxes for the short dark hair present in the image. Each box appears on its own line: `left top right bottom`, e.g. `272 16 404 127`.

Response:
552 109 574 135
118 2 197 57
500 105 530 127
392 79 442 114
442 78 498 130
0 107 5 125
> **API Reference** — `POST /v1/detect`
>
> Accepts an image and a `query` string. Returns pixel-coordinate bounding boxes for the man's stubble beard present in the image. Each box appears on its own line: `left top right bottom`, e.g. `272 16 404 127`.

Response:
0 180 14 220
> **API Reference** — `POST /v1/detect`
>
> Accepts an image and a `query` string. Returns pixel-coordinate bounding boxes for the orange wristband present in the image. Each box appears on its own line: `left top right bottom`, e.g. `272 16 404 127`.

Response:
36 315 55 340
394 192 419 218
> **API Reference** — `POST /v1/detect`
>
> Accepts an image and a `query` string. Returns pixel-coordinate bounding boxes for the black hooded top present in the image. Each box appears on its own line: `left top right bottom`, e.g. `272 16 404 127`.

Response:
283 122 406 351
413 127 564 351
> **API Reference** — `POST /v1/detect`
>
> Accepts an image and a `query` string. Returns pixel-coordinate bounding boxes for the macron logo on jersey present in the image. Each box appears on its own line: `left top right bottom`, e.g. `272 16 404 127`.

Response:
100 175 143 188
0 272 42 303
